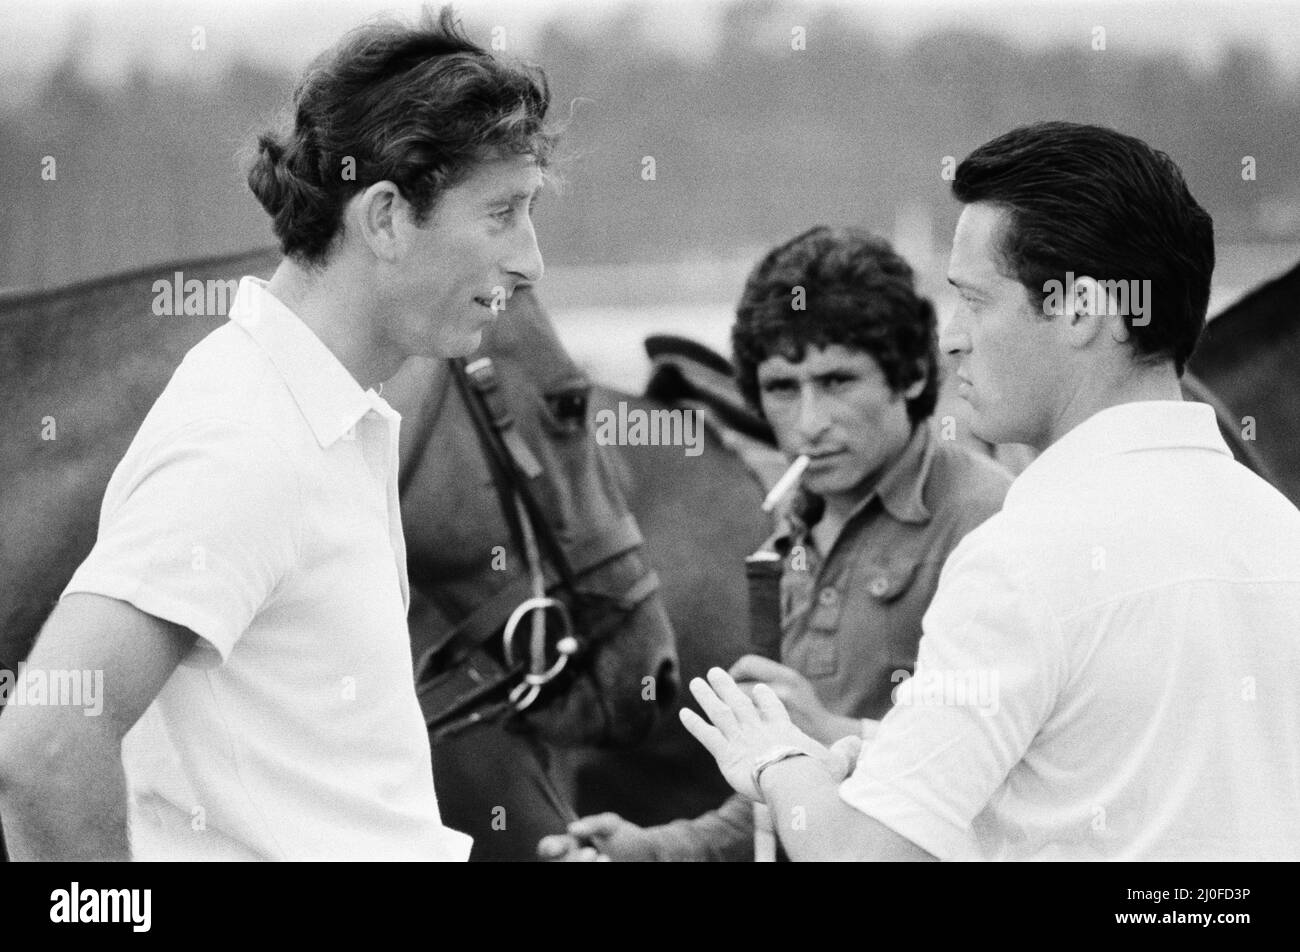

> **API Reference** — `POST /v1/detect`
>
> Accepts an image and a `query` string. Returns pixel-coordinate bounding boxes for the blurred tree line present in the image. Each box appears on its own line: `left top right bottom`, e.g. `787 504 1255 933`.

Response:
2 1 1297 290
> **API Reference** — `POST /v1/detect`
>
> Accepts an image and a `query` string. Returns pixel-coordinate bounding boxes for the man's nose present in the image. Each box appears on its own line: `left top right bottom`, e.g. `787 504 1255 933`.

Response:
938 310 970 357
506 218 544 285
796 387 831 442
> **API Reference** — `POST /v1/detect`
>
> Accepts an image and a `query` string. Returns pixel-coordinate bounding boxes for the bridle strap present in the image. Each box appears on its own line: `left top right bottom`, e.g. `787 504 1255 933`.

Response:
413 511 655 683
418 357 661 743
418 659 525 741
451 357 582 594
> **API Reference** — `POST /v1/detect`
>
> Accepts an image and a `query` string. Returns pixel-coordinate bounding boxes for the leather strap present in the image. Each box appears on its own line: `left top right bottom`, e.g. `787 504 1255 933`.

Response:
414 512 653 683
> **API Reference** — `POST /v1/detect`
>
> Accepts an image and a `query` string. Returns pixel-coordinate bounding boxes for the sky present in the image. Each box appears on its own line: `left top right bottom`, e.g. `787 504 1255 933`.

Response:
3 0 1300 96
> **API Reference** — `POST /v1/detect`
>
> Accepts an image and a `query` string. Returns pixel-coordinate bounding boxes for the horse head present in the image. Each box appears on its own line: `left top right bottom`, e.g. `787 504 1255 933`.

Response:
388 287 679 749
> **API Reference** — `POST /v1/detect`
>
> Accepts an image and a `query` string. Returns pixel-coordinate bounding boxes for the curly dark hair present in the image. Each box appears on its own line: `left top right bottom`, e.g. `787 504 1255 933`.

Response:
732 226 940 425
246 5 557 265
953 121 1214 375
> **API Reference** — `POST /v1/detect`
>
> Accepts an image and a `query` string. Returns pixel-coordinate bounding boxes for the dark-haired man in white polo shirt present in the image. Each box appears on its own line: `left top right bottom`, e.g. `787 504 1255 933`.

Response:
681 122 1300 861
0 9 551 860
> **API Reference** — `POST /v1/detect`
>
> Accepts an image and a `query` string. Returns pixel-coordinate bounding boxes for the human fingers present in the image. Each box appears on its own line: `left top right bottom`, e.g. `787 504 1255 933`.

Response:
568 847 603 862
706 666 760 725
728 654 793 684
537 833 580 860
828 734 864 782
751 681 794 724
688 674 741 736
679 705 728 760
567 812 625 840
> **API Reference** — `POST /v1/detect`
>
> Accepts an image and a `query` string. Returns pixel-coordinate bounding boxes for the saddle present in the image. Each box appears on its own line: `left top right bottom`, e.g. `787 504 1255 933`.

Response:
643 334 791 497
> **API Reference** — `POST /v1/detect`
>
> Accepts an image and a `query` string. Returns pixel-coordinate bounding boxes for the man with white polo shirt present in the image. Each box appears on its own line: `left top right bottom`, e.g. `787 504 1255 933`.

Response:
0 9 552 860
679 121 1300 861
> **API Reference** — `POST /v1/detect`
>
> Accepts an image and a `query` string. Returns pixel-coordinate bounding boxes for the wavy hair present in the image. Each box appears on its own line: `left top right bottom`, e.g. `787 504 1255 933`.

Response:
246 6 556 264
732 226 940 425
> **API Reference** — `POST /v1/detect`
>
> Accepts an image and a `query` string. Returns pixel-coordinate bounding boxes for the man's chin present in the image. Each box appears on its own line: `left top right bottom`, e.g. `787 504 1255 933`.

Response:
428 331 483 360
968 414 997 444
968 409 1020 448
803 472 858 499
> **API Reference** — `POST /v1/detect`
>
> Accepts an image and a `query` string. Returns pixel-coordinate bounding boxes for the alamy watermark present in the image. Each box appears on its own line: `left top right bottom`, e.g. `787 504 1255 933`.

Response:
151 271 238 317
891 665 999 717
594 401 703 457
0 664 104 716
50 882 151 932
1042 272 1151 326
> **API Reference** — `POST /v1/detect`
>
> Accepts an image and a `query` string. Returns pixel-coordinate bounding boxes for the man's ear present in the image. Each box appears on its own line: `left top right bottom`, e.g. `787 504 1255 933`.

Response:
349 181 404 263
902 369 927 400
1064 275 1109 349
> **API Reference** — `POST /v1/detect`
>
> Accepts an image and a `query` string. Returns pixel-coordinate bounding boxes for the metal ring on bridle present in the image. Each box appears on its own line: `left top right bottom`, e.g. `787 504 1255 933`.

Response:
507 680 541 711
501 595 578 689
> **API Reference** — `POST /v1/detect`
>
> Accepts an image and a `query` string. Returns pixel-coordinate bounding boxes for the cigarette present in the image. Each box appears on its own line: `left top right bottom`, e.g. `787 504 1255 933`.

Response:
761 454 810 512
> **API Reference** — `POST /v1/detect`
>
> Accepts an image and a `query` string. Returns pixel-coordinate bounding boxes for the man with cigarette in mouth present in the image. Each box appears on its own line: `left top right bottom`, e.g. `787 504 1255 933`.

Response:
540 226 1010 860
680 122 1300 860
0 8 549 860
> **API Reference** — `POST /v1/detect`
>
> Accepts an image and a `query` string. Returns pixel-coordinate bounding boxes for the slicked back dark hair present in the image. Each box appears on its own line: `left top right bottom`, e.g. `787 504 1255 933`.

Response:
732 226 940 425
247 5 556 265
952 121 1214 375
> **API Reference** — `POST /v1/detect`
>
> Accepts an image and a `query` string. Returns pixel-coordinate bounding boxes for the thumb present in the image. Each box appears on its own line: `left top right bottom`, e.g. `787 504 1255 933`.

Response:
729 654 793 684
827 734 864 782
536 834 577 859
567 812 626 839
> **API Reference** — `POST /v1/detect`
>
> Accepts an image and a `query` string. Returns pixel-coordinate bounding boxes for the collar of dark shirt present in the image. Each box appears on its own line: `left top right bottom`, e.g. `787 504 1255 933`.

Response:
227 276 397 449
774 421 937 556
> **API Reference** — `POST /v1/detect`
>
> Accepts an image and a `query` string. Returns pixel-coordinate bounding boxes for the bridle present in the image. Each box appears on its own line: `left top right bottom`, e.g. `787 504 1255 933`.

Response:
412 355 661 745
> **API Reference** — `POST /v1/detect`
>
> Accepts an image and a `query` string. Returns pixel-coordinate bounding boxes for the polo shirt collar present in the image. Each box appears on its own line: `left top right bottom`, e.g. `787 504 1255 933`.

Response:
227 277 396 448
778 420 935 548
1006 400 1230 508
873 419 935 525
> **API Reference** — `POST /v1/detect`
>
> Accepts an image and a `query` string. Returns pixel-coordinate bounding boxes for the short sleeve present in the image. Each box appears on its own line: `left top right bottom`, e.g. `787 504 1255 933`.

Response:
62 417 302 664
837 528 1066 860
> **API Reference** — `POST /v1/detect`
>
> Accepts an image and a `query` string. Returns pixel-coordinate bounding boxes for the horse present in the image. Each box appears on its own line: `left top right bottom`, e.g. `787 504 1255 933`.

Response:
0 247 678 861
1188 257 1300 508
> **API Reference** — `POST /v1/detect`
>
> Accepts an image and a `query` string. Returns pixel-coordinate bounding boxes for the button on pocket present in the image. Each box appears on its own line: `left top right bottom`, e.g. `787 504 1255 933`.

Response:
807 586 843 632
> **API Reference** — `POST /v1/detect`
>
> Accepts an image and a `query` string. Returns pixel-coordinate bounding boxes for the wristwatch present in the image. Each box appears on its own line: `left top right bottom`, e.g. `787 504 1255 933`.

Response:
751 745 812 796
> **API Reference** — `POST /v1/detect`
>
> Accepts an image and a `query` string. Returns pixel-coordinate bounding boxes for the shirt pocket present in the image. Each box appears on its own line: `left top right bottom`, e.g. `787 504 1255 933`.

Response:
864 558 931 683
800 584 844 678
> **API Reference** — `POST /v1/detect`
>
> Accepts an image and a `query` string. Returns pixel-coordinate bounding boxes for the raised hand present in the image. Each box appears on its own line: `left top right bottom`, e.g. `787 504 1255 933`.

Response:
679 667 853 801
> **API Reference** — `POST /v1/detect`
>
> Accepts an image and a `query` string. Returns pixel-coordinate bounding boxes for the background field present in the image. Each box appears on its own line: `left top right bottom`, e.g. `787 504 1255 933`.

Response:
2 0 1297 391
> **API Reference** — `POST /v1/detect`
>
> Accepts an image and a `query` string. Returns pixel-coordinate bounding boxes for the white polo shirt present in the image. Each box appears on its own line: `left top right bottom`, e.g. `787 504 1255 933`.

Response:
63 277 472 861
840 400 1300 860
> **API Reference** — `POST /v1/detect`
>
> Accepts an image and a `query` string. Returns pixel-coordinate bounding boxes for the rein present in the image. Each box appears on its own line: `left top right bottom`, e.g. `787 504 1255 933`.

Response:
413 355 660 745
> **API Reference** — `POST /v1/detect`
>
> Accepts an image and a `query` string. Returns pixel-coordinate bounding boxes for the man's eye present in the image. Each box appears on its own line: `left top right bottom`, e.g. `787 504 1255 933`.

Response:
491 207 514 222
761 381 796 395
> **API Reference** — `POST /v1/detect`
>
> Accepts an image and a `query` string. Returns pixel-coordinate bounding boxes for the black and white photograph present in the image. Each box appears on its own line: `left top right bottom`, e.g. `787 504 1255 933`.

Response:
0 0 1296 917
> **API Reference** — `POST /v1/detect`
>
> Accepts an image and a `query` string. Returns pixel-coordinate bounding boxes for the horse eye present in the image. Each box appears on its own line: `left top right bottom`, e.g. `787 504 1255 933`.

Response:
546 387 589 432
